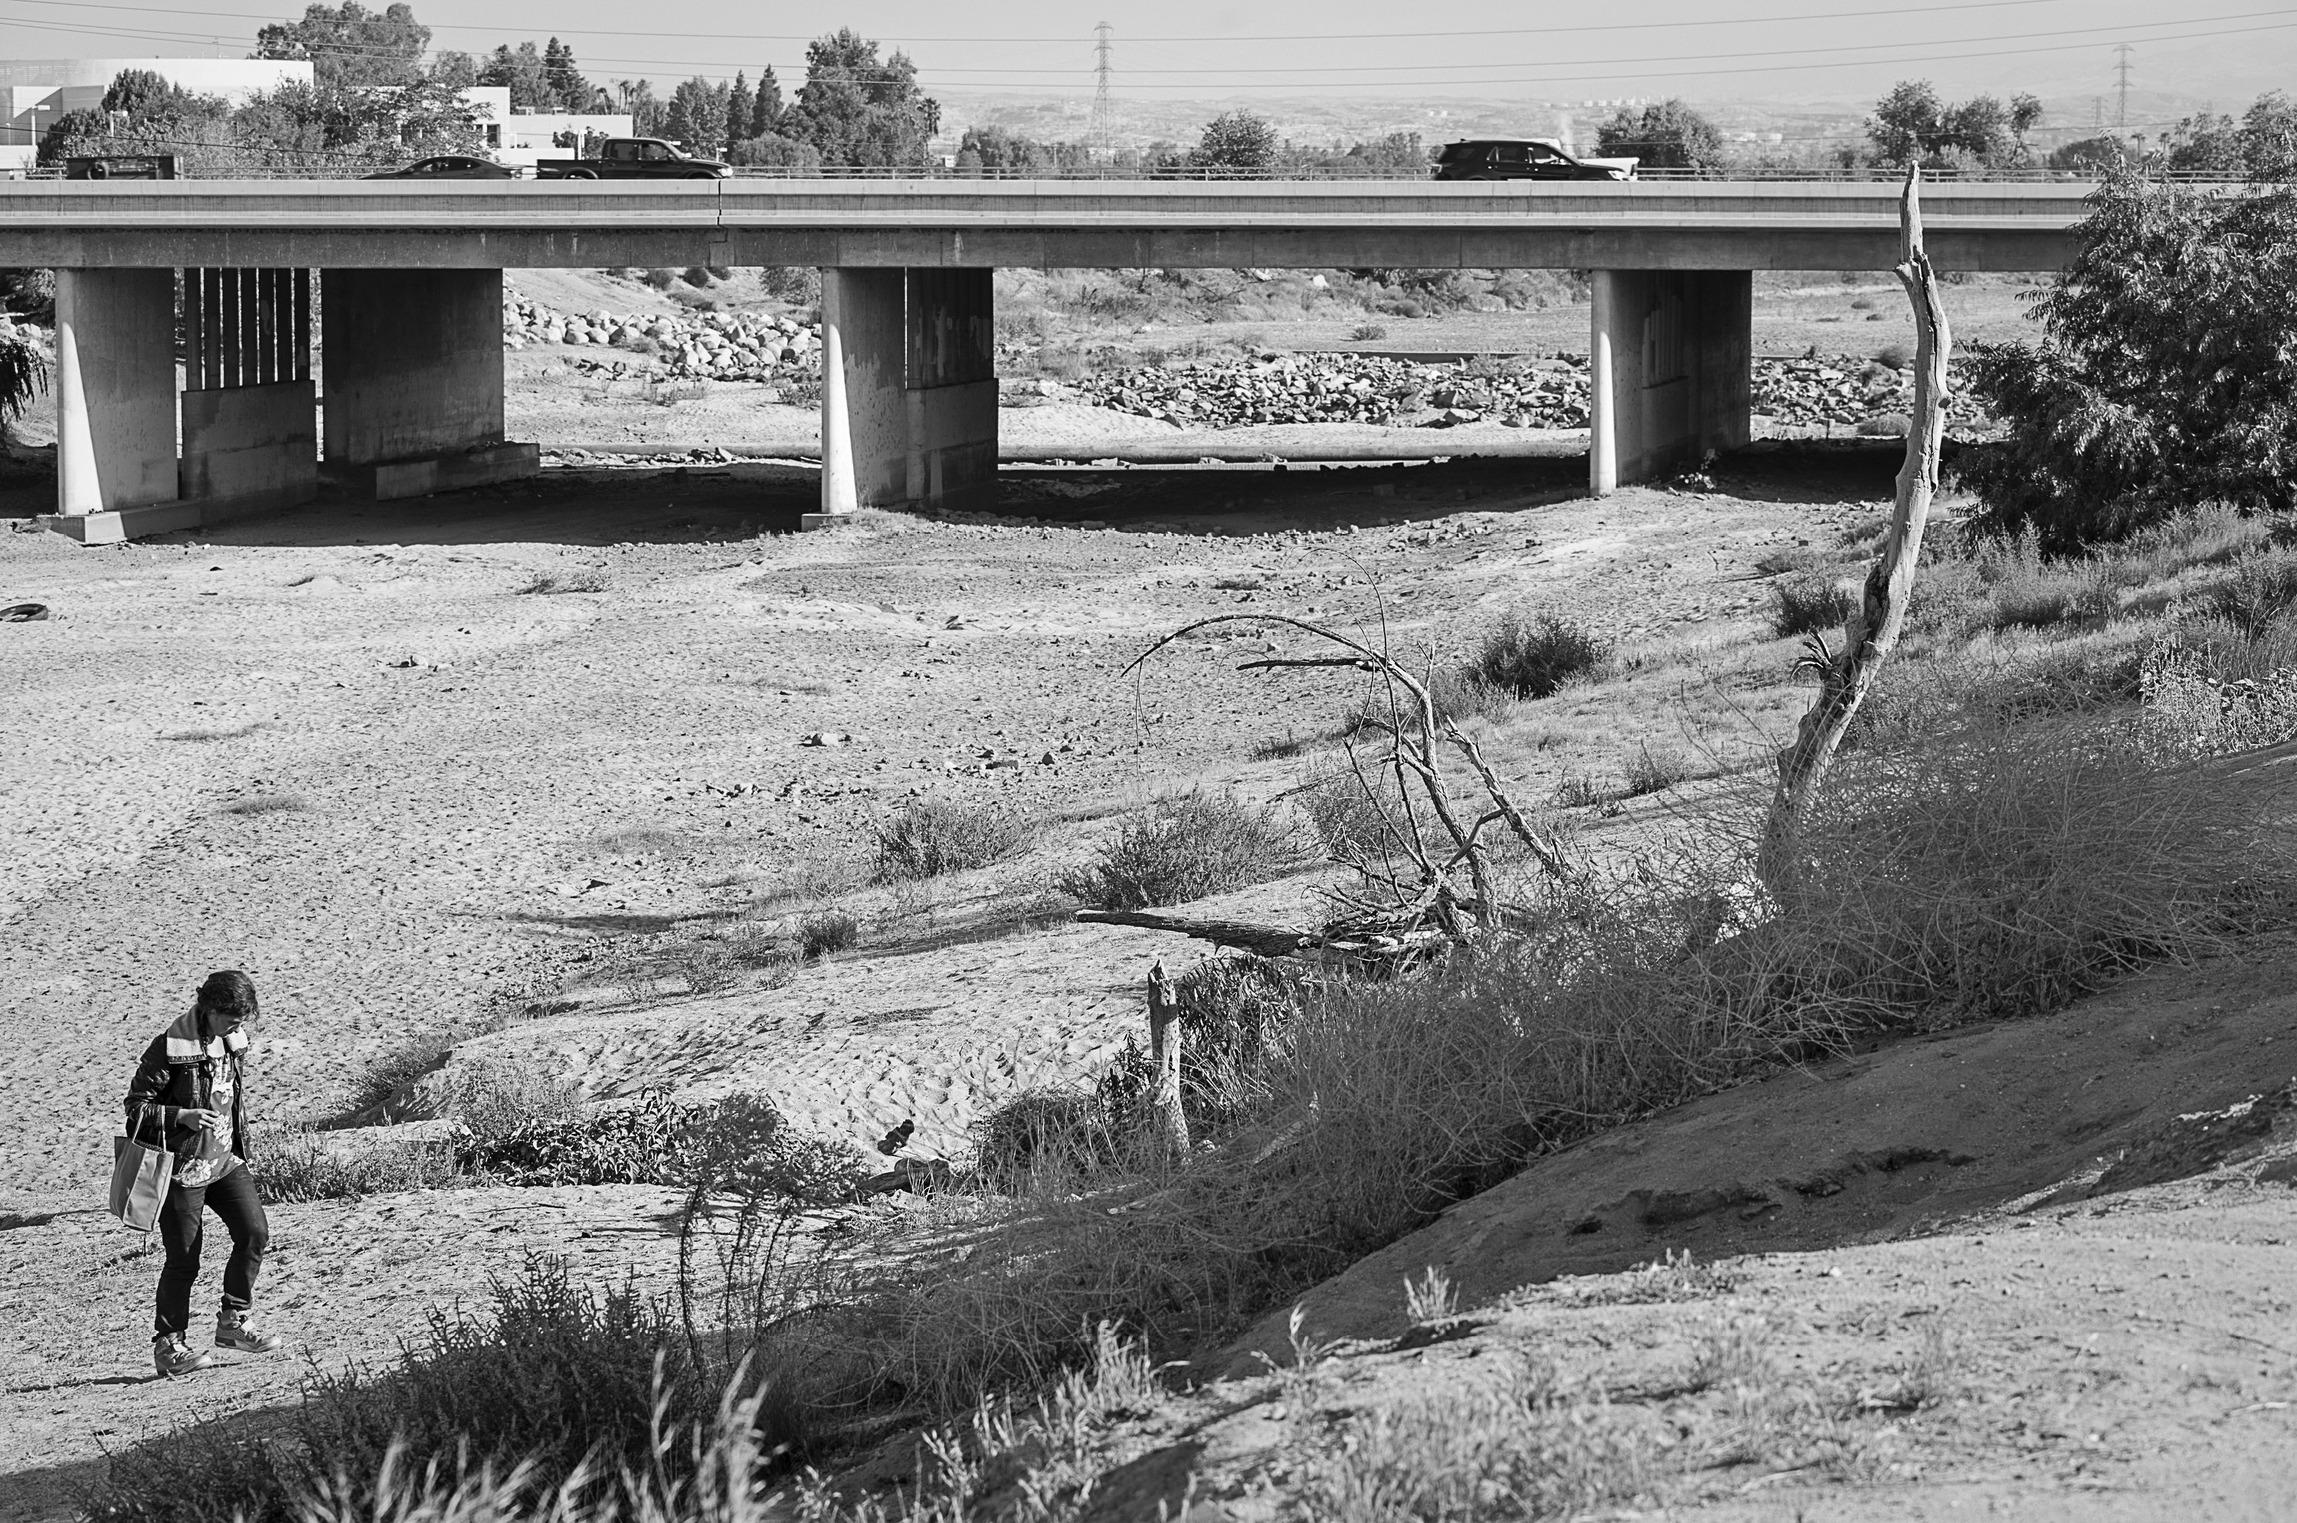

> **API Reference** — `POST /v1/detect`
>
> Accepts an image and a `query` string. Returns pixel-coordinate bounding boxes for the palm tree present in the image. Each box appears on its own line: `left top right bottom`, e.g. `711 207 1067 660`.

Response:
0 318 49 435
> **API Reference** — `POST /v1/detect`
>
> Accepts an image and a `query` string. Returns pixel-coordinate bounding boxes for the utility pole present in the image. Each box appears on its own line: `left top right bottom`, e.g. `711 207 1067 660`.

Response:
1091 22 1115 163
2114 43 2134 133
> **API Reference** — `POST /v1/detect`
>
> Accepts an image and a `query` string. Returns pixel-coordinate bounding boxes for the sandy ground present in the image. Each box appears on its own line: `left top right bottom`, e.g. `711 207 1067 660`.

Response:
0 439 1912 1516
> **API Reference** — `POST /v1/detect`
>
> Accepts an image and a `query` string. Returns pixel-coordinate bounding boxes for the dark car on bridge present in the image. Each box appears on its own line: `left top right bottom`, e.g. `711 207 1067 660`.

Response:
364 155 519 180
1433 138 1637 182
534 138 731 181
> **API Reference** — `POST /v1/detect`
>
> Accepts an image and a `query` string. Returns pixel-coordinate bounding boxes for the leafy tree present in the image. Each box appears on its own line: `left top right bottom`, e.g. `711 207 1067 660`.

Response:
751 66 783 138
479 42 547 111
662 77 729 156
1596 98 1725 171
614 79 664 137
787 30 939 167
1959 170 2297 546
1349 132 1426 175
253 2 429 88
541 38 591 112
957 125 1090 173
727 134 821 169
2049 136 2131 173
1190 109 1278 172
1866 79 2040 167
2165 91 2297 178
429 49 477 88
726 74 754 151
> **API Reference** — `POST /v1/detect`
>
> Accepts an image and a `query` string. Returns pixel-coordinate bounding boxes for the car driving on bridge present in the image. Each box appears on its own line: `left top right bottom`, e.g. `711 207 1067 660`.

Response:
1433 138 1638 182
363 155 519 180
534 138 731 181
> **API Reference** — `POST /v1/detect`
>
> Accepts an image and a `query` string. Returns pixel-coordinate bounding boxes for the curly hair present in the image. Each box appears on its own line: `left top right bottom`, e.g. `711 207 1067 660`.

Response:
195 970 259 1033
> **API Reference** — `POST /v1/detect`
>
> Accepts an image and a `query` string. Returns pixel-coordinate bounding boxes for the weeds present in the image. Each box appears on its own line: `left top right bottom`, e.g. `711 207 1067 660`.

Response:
1301 1358 1652 1522
874 799 1032 882
223 793 307 816
256 1127 464 1203
1464 612 1610 700
799 909 861 958
1061 791 1298 911
517 570 608 595
1772 574 1856 638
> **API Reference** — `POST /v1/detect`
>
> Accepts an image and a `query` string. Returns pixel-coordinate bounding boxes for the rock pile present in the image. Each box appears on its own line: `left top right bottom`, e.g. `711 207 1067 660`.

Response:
1070 351 1986 433
502 294 821 383
1071 353 1590 430
1752 356 1985 430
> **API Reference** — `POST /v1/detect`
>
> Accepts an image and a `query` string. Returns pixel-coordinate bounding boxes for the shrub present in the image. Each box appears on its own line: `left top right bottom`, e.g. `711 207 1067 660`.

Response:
1874 342 1913 369
1619 743 1691 798
1062 791 1299 910
799 908 860 958
2205 548 2297 636
0 317 47 428
1350 322 1389 341
451 1087 869 1198
873 798 1032 881
1299 761 1406 861
1096 956 1306 1138
255 1127 463 1203
339 1027 457 1119
971 1087 1127 1181
1465 613 1610 699
1771 575 1856 638
1959 171 2297 547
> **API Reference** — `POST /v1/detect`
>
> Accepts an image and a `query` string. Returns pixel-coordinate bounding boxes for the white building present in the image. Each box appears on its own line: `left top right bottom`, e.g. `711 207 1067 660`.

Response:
1 58 313 170
456 86 632 168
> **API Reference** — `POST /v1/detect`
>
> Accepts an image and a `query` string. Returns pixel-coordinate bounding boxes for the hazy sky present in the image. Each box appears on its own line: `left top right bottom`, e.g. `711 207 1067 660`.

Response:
3 0 2290 109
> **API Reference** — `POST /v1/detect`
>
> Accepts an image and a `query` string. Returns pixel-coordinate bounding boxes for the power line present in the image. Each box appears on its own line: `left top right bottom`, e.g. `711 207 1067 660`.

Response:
0 0 2170 46
4 4 2284 79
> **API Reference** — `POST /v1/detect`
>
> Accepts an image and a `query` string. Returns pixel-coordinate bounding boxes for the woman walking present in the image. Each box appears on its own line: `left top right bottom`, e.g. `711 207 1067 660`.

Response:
124 970 283 1377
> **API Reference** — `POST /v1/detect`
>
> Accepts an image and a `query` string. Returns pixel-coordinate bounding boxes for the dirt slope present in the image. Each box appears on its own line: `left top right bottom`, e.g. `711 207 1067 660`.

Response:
1226 936 2297 1371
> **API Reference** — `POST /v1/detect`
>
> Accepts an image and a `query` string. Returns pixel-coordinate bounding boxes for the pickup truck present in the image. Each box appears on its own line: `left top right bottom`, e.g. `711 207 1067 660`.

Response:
534 137 731 181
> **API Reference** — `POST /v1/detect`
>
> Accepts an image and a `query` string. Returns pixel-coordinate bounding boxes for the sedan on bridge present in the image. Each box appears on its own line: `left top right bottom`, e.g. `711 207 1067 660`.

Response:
364 156 521 180
1434 138 1637 182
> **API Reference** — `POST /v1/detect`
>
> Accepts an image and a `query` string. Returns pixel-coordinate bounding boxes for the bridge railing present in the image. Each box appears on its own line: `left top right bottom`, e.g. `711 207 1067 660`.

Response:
0 162 2259 184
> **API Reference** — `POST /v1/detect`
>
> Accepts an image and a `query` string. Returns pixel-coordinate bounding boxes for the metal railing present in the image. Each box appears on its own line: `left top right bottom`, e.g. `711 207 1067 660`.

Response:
1 162 2254 185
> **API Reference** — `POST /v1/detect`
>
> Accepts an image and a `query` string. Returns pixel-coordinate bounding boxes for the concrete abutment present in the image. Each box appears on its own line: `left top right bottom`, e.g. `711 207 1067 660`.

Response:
1589 269 1752 496
320 268 536 500
813 266 995 525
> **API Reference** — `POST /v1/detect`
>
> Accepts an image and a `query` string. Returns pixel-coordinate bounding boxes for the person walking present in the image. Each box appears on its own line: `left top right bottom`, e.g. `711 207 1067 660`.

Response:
124 970 283 1377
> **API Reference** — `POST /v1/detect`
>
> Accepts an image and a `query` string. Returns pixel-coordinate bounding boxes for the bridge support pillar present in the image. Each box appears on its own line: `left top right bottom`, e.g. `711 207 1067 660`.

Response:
47 268 188 543
321 268 537 500
813 266 995 525
1589 269 1751 496
180 267 319 523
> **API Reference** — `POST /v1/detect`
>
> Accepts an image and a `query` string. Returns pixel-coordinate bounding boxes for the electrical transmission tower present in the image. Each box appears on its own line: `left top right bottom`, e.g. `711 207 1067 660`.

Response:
2114 43 2134 132
1091 22 1114 162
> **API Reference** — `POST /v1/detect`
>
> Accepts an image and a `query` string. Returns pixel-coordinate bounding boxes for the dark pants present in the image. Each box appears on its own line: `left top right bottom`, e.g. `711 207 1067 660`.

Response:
153 1165 268 1339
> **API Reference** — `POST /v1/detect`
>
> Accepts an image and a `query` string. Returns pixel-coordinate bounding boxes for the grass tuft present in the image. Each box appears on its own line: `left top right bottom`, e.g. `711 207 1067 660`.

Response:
1062 791 1298 911
1772 575 1857 638
873 798 1032 882
1464 613 1611 700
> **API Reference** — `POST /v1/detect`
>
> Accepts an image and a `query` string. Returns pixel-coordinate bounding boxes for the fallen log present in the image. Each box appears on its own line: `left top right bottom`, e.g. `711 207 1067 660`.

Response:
1072 907 1452 965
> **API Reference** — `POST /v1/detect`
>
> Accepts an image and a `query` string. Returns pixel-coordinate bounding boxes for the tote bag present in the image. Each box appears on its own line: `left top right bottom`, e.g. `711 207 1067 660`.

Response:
109 1107 173 1232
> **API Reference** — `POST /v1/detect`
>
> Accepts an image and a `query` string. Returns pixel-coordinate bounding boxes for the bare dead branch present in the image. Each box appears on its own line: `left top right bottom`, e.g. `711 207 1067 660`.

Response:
1760 164 1950 893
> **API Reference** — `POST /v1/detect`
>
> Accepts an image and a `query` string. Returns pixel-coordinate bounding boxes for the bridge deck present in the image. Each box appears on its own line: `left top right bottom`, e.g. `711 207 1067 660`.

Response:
0 179 2089 271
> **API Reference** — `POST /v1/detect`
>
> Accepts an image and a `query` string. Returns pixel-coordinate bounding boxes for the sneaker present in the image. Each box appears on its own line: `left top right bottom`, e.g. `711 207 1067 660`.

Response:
214 1308 281 1354
154 1333 212 1378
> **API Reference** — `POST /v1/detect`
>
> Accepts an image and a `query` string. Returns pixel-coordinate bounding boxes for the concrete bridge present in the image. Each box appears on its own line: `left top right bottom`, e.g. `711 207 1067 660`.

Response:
0 178 2089 541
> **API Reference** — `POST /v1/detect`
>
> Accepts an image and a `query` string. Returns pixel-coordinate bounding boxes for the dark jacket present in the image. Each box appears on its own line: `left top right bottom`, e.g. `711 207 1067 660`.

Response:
123 1033 250 1164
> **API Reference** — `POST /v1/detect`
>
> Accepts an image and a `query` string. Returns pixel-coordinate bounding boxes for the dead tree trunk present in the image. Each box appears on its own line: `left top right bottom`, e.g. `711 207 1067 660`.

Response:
1146 957 1189 1160
1759 165 1953 893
